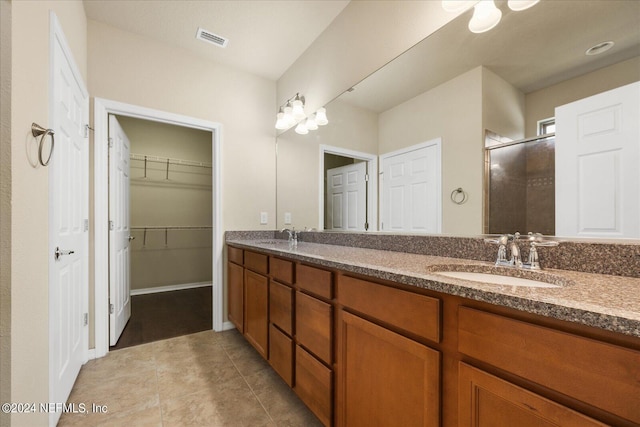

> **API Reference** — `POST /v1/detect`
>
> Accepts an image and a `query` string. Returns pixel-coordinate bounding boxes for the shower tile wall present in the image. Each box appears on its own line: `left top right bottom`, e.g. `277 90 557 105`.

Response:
488 138 555 235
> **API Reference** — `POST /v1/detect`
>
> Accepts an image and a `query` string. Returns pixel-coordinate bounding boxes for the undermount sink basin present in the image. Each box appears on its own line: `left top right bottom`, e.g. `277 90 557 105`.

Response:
432 271 561 288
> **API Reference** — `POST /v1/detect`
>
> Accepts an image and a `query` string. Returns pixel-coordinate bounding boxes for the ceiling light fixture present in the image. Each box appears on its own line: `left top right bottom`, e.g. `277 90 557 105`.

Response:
274 93 329 133
507 0 539 11
585 41 615 56
443 0 539 34
468 0 502 34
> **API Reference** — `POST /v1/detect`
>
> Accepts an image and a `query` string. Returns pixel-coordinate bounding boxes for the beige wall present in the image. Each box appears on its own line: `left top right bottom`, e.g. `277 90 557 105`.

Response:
88 20 276 232
9 2 87 425
482 68 525 141
116 117 213 291
277 1 463 114
525 56 640 137
0 0 11 425
276 99 378 229
378 67 484 235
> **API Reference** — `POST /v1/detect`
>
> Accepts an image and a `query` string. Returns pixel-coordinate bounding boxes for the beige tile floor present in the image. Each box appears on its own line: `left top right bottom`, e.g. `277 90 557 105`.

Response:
58 329 323 427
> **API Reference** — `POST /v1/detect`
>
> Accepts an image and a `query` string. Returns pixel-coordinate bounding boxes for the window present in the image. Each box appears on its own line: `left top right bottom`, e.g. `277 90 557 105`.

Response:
538 117 556 135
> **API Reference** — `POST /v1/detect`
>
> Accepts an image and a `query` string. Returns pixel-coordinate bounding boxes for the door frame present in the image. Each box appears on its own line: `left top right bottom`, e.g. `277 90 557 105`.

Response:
49 12 89 426
93 98 223 358
319 145 378 231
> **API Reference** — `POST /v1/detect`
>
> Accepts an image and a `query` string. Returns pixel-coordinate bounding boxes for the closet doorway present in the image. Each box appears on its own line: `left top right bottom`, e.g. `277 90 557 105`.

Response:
109 115 214 350
94 98 223 359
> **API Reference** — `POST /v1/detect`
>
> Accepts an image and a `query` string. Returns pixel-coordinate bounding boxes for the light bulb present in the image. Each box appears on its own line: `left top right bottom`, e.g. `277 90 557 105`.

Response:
295 121 308 135
305 117 318 131
442 0 478 13
283 102 295 126
315 107 328 126
507 0 539 11
291 94 305 120
275 111 288 130
468 0 502 33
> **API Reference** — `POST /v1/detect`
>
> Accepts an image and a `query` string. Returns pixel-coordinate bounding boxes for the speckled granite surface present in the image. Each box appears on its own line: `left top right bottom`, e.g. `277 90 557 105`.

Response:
225 236 640 338
225 230 640 278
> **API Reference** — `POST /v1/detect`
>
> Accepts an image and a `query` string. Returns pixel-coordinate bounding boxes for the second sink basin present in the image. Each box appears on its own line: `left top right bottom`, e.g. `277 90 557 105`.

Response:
432 271 561 288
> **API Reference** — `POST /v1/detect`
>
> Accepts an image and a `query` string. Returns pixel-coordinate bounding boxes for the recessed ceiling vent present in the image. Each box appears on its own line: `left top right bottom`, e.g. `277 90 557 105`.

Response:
196 27 229 48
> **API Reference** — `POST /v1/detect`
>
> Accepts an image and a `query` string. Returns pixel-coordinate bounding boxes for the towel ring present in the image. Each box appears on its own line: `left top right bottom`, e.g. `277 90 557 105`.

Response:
32 123 55 166
450 187 467 205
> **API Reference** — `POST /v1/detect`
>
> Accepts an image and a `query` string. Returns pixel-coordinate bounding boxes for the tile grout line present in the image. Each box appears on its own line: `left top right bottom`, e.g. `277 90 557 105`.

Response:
221 340 277 424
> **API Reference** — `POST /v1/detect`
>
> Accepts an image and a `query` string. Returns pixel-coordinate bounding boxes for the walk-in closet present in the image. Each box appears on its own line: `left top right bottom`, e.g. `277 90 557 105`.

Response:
109 115 213 349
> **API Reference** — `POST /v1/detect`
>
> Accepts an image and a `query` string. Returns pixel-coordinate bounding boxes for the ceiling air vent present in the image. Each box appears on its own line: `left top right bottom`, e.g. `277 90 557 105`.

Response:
196 27 229 48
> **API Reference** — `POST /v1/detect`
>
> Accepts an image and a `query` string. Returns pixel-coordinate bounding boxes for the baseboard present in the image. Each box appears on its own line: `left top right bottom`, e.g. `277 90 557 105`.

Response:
222 321 236 331
130 281 212 296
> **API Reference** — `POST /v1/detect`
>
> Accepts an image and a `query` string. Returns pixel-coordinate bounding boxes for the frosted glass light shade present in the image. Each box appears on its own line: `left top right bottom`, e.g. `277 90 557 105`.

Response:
275 112 288 130
315 107 328 125
468 0 502 33
305 117 318 131
291 98 305 120
283 103 296 126
295 121 308 135
507 0 539 11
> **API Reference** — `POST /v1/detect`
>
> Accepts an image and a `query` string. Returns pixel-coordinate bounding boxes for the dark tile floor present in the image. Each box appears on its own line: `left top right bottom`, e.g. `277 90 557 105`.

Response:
110 286 213 350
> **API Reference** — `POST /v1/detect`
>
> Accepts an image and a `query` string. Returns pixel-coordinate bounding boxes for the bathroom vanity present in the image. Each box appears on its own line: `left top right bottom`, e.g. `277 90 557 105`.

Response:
225 236 639 427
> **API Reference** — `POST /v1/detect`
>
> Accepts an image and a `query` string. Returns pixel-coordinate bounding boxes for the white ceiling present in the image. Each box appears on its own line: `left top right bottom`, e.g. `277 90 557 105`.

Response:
83 0 350 81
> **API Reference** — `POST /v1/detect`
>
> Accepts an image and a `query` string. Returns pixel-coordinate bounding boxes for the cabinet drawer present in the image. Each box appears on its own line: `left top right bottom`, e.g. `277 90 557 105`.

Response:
245 250 268 274
269 324 293 386
271 257 294 285
297 264 332 299
228 246 243 265
338 275 440 343
296 292 332 364
459 363 606 427
270 280 293 335
458 307 640 424
295 345 332 427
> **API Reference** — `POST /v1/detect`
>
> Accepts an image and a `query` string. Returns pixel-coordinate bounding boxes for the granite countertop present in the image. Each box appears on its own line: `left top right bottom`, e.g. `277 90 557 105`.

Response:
227 238 640 338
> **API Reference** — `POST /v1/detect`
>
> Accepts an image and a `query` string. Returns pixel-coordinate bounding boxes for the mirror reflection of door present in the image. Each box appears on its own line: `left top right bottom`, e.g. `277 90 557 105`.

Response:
326 162 368 231
380 139 442 233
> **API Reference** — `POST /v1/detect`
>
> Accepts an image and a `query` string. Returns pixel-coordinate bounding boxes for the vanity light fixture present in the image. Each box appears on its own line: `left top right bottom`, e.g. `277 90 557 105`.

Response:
443 0 539 34
507 0 539 11
468 0 502 33
274 93 329 132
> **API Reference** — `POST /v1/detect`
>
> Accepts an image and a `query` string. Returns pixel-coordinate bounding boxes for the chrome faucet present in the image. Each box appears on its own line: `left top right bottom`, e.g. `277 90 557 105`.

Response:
280 227 298 246
485 232 558 270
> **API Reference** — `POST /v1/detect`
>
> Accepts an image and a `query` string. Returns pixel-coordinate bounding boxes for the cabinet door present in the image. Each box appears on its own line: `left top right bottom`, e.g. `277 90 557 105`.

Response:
459 363 607 427
244 269 269 358
337 311 439 427
227 261 244 332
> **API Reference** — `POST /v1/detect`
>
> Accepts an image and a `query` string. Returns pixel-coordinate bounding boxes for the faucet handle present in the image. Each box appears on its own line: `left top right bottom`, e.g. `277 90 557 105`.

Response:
484 234 509 245
526 232 559 247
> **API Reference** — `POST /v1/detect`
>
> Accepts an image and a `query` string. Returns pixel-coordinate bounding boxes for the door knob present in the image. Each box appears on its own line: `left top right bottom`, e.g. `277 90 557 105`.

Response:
54 247 75 260
128 235 135 242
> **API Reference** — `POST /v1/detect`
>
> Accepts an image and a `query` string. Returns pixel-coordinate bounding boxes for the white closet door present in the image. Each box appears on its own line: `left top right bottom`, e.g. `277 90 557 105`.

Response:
380 139 442 233
555 82 640 238
108 115 132 345
326 162 367 231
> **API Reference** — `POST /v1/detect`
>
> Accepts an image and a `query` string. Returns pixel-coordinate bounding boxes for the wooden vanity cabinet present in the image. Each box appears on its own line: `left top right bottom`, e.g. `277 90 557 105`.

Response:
293 263 334 426
238 250 269 359
227 244 640 427
227 247 244 332
336 275 441 427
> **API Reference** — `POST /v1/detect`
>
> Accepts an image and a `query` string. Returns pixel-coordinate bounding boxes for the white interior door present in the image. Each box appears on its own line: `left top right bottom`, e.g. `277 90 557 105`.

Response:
555 82 640 238
109 115 132 345
380 139 442 233
326 162 367 231
49 13 89 427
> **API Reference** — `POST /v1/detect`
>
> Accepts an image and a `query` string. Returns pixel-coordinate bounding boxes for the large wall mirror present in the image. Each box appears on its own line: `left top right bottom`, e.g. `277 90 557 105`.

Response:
276 0 640 240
